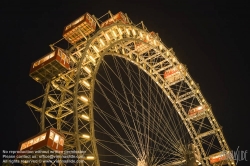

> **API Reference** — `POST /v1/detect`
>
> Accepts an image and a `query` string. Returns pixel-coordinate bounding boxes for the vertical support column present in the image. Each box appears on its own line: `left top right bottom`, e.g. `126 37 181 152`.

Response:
186 144 200 166
73 57 85 166
88 55 105 166
40 82 51 131
89 88 100 166
40 82 50 166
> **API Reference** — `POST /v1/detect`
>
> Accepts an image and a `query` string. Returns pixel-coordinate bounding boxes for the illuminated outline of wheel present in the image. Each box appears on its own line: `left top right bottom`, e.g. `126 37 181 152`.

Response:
26 11 236 166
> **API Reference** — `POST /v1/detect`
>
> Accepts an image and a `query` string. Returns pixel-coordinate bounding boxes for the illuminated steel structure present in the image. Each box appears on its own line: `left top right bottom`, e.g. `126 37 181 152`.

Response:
24 11 236 166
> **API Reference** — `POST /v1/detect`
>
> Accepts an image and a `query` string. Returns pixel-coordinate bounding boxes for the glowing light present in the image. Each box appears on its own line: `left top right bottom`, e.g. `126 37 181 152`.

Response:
89 55 96 63
153 40 156 45
99 39 105 46
146 35 149 41
80 96 88 102
159 44 162 50
86 156 94 160
132 29 136 36
82 134 90 139
118 28 123 35
197 106 203 110
70 55 77 63
126 28 130 35
112 30 117 37
140 32 143 38
105 33 110 40
54 134 59 143
93 46 99 53
82 80 90 87
81 114 90 120
83 66 91 74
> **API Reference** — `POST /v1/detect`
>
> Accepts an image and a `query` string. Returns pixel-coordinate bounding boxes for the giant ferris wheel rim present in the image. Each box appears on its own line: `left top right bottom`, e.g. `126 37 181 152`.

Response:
25 11 236 166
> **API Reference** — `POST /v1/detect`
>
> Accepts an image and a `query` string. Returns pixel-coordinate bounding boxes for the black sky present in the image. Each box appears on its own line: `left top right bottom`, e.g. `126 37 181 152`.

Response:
1 0 250 165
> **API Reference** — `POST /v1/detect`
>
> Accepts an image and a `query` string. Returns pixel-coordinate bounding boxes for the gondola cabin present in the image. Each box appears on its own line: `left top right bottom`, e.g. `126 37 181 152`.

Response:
63 12 96 44
188 105 208 117
29 48 70 84
100 12 127 28
164 64 186 84
209 151 229 165
17 128 65 157
135 32 157 53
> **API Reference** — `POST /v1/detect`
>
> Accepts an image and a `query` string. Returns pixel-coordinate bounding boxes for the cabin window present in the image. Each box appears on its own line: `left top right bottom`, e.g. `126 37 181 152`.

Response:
40 57 45 64
49 131 55 140
58 50 62 57
61 53 65 64
42 55 49 63
59 137 64 146
27 139 34 147
20 142 27 150
40 133 46 141
32 52 55 68
49 52 55 58
33 136 40 144
60 52 69 65
54 134 59 143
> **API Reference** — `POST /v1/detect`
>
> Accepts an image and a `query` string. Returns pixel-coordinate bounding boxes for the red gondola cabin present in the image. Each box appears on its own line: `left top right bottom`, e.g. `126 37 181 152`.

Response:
63 12 96 44
29 48 70 83
17 128 65 157
209 151 229 165
100 12 127 28
188 105 208 116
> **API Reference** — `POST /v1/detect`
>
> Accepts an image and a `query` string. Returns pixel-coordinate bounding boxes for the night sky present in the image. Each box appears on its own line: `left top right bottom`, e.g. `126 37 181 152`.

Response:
1 1 250 165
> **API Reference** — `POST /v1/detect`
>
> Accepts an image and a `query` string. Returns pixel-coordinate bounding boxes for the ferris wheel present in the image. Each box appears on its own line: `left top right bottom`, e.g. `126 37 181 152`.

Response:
20 11 236 166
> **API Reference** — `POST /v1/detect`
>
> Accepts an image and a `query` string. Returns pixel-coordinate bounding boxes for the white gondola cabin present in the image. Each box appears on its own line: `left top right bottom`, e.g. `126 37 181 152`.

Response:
29 48 70 83
63 12 96 44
